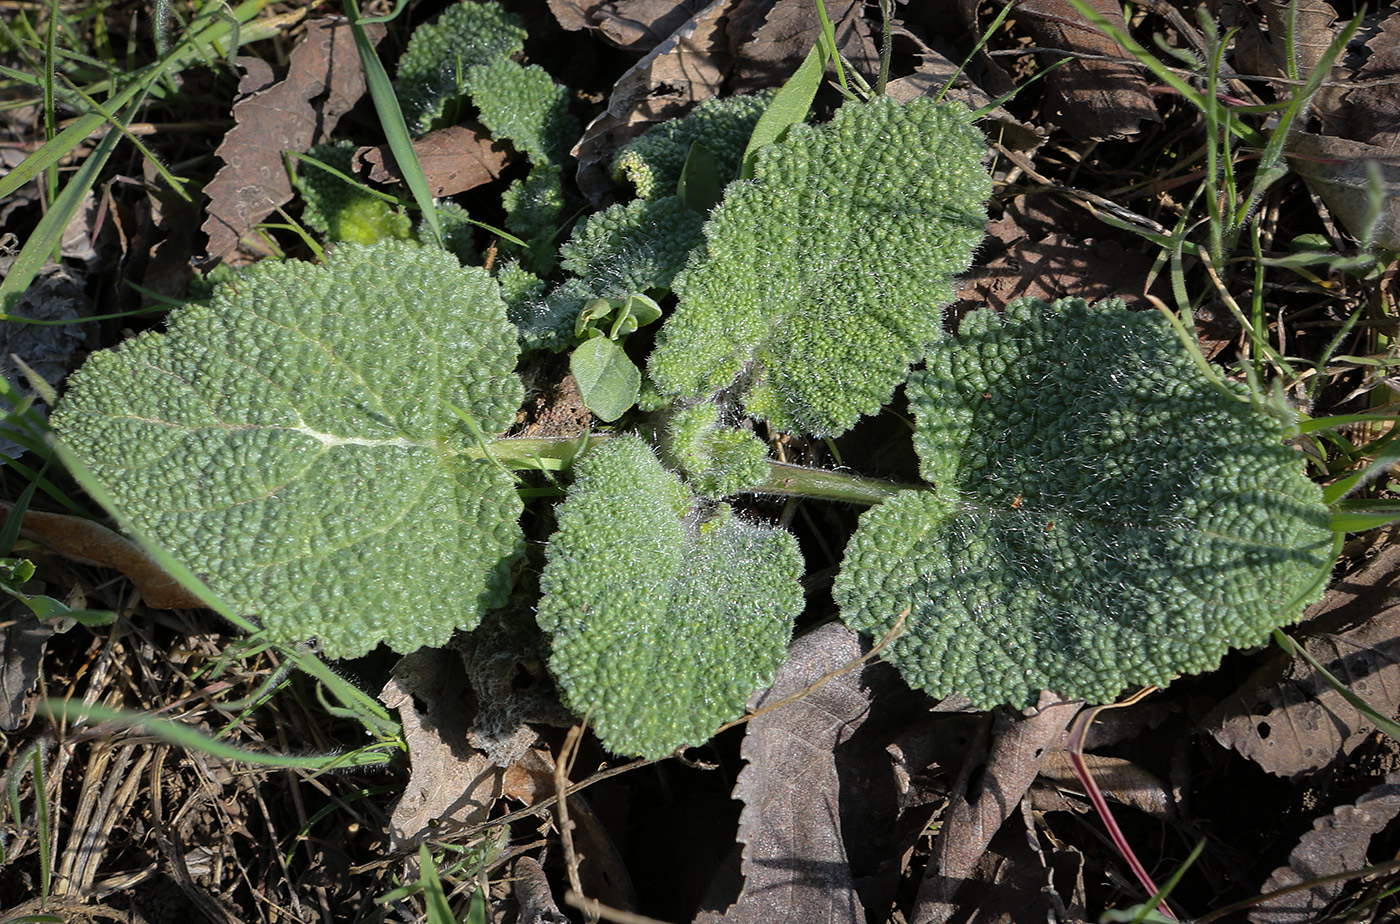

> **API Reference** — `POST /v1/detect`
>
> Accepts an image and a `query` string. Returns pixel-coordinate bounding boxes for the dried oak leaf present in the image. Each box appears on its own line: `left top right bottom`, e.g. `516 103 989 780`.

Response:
1249 772 1400 924
357 123 511 198
695 623 887 924
1205 543 1400 776
728 0 877 94
573 0 732 204
1016 0 1158 139
202 18 379 261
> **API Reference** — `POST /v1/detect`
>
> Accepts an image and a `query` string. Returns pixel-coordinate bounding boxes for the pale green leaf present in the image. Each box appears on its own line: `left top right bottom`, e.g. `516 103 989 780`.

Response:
536 437 802 758
52 241 525 658
570 337 640 422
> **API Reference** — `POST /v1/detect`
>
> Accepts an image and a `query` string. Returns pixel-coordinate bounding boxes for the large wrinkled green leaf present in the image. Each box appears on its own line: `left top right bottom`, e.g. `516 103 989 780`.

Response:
834 298 1335 709
536 437 802 759
650 96 991 437
52 241 525 658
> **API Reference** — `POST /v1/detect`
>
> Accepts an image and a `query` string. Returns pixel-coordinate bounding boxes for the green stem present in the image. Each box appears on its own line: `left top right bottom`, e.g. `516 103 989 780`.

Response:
753 461 909 506
485 436 911 507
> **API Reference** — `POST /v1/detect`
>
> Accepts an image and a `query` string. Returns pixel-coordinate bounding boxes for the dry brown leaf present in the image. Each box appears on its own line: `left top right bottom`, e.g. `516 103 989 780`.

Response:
1016 0 1158 139
911 693 1080 924
1 266 89 458
0 598 53 731
546 0 600 32
573 0 733 203
202 18 375 261
381 648 503 851
1236 0 1341 84
515 856 570 924
1249 772 1400 923
356 123 512 198
1287 132 1400 250
1205 544 1400 776
4 503 202 610
958 194 1163 312
1036 751 1172 821
961 801 1081 924
694 622 880 924
597 0 713 52
728 0 877 94
545 0 708 52
1340 9 1400 149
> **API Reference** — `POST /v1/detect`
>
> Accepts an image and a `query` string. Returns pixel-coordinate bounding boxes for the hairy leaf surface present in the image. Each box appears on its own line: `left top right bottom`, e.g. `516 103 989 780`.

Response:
536 437 802 759
53 241 525 658
834 298 1334 708
649 95 990 436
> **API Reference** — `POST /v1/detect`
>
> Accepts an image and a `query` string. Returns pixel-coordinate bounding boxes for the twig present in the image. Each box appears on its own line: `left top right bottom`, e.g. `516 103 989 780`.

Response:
554 721 590 921
564 890 676 924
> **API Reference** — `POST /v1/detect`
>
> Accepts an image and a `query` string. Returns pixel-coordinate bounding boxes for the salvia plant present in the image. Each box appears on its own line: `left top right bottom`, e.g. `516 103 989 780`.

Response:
49 1 1339 760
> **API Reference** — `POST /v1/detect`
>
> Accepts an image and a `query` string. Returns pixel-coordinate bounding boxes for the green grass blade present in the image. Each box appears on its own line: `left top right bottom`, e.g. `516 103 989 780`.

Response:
419 845 459 924
345 0 441 245
1274 628 1400 743
43 700 397 770
0 118 123 314
742 42 825 179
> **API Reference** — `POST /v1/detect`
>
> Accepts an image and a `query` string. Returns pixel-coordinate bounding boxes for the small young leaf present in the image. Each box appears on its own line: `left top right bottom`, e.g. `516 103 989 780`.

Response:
677 142 724 212
571 337 641 422
536 437 802 758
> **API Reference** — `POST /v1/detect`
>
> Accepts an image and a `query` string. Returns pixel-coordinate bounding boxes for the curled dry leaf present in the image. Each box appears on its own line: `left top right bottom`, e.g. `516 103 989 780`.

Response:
546 0 712 52
1015 0 1159 139
573 0 732 203
2 503 203 610
515 856 570 924
911 693 1080 924
1205 544 1400 777
381 648 502 851
202 17 377 261
1249 773 1400 924
357 123 512 199
695 622 891 924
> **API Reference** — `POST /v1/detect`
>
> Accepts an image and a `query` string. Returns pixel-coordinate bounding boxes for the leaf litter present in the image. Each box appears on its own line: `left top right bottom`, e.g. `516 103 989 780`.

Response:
5 0 1400 922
